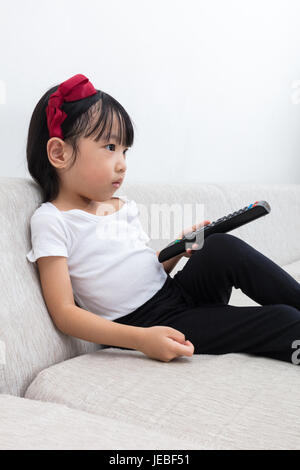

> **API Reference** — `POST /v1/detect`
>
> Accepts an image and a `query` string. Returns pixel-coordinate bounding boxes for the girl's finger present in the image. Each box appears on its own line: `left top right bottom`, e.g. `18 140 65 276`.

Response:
181 220 211 238
195 220 210 230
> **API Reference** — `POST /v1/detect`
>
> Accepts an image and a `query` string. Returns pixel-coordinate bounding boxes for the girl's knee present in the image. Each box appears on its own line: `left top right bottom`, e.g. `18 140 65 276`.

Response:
205 232 241 246
268 304 300 325
203 232 244 261
277 303 300 316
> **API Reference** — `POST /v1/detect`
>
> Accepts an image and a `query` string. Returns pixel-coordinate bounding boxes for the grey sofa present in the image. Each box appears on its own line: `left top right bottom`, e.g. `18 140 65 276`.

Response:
1 176 300 450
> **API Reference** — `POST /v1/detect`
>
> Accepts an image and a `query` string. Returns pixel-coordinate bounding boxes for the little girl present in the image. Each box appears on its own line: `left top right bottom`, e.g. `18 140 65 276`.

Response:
26 73 300 365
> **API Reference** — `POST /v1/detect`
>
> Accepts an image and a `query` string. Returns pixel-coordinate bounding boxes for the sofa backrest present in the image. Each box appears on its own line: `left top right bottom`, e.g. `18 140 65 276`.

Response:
1 176 300 396
0 177 101 396
130 180 300 268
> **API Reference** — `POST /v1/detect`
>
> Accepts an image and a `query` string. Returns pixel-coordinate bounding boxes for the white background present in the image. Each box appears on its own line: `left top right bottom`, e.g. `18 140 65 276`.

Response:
1 0 300 183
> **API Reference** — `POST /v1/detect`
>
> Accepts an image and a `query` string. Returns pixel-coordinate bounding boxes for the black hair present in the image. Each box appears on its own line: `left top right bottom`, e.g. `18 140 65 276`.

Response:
26 83 135 203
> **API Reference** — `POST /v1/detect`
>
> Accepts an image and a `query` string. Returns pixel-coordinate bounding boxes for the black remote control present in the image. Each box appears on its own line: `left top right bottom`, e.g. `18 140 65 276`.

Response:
158 200 271 263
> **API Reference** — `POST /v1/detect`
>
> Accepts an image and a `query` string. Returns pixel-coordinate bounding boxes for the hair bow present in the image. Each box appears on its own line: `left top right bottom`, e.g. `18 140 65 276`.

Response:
46 73 98 139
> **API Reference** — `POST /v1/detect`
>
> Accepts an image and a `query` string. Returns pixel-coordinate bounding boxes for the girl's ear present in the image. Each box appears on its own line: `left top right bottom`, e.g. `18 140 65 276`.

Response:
47 137 69 169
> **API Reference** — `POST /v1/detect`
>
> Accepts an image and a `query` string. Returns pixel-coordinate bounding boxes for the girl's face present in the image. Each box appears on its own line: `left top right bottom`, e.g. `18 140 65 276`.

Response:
48 122 128 205
72 132 128 200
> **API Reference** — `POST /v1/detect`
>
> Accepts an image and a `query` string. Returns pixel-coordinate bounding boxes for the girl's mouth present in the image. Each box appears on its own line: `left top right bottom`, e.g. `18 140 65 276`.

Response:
112 182 120 188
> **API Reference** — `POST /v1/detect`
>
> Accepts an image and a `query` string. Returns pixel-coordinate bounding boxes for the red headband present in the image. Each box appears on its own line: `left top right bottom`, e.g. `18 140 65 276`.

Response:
46 73 98 139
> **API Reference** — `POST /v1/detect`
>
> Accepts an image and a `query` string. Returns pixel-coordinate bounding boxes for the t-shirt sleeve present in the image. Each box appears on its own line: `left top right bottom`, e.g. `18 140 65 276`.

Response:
26 212 69 264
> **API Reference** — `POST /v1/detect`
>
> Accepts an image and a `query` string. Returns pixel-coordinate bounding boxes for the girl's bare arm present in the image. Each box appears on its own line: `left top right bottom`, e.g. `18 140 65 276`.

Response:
36 256 143 349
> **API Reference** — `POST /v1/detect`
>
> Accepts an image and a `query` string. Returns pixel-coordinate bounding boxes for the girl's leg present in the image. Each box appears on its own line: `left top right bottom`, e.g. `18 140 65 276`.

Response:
157 302 300 365
112 286 300 364
173 232 300 310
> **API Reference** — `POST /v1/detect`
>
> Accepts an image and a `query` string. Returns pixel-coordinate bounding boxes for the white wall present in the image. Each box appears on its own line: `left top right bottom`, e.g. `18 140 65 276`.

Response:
1 0 300 184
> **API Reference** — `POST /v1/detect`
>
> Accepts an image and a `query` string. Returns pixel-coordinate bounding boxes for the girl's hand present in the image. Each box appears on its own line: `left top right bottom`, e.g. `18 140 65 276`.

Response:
179 220 211 258
137 326 194 362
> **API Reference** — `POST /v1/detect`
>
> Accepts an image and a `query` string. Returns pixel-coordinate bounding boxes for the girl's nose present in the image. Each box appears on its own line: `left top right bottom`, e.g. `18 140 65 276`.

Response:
116 159 126 172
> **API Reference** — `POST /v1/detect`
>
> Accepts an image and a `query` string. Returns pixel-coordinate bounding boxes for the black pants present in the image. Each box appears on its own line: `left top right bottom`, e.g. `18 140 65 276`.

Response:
110 233 300 365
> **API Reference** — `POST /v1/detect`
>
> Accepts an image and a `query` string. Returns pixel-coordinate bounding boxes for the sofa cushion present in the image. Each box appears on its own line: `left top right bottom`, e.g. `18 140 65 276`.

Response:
0 394 198 450
25 348 300 450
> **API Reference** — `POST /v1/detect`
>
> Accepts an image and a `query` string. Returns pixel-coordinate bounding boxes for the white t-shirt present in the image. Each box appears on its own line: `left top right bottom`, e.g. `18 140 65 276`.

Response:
26 195 168 321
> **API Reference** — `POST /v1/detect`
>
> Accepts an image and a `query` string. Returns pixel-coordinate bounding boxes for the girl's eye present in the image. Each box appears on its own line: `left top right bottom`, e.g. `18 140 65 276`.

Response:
105 144 128 155
105 144 115 151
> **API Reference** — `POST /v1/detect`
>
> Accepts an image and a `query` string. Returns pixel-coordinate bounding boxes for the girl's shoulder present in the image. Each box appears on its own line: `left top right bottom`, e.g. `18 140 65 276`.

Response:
31 201 65 218
29 203 68 232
